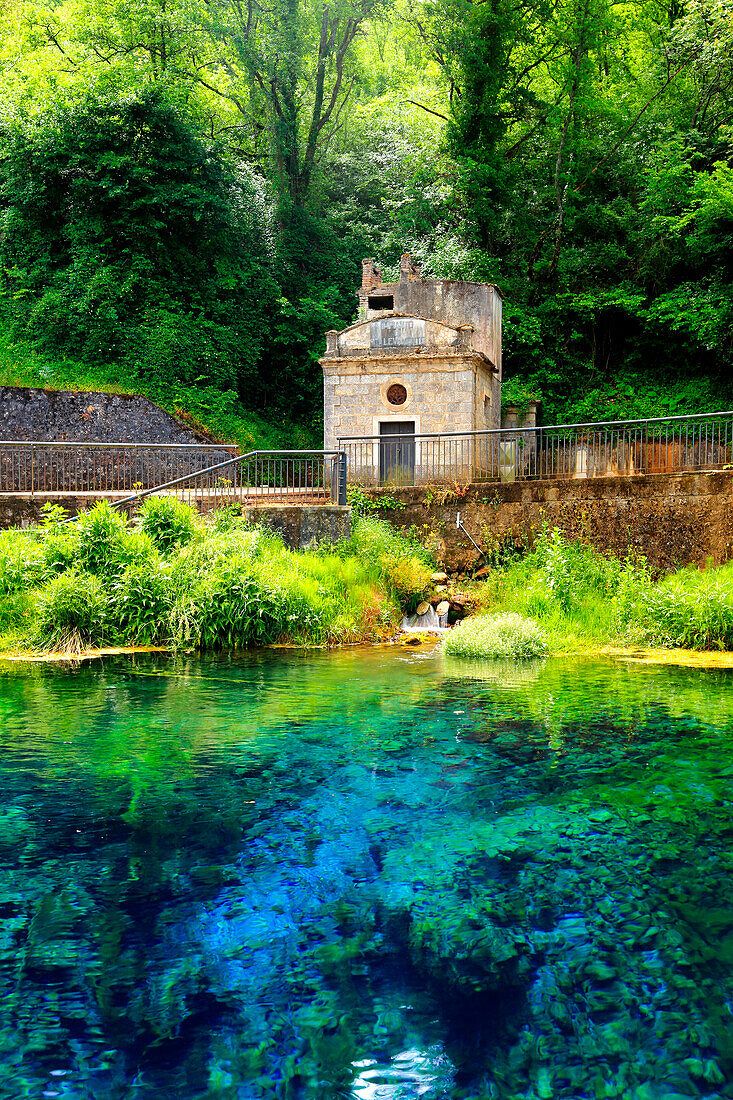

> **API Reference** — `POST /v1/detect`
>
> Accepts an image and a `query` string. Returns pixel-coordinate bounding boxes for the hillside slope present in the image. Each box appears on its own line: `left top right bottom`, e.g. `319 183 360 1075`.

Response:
0 328 318 451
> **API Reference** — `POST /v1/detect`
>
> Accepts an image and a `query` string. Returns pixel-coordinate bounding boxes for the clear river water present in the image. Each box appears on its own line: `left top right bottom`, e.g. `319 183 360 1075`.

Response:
2 647 733 1099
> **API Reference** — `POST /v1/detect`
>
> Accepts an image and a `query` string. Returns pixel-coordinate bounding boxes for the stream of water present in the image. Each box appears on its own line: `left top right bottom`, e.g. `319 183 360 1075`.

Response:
2 647 733 1098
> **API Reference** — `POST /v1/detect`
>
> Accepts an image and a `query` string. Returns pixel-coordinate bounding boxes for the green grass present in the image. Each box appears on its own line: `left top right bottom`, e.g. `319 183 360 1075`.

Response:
0 505 434 655
0 325 317 451
465 527 733 654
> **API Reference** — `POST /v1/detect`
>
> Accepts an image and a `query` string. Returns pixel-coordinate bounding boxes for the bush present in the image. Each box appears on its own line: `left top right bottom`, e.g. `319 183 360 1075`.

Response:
138 496 199 554
41 521 80 575
0 530 47 595
443 612 548 659
109 558 174 644
347 516 433 610
532 527 623 613
75 501 129 573
35 571 109 652
187 569 288 649
633 566 733 650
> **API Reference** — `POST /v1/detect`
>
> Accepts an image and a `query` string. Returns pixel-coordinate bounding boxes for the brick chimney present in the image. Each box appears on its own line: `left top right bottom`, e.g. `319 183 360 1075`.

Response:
361 258 383 291
399 253 421 282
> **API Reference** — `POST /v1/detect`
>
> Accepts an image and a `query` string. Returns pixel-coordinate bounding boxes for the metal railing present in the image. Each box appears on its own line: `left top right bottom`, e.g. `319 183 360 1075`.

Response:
112 450 348 513
0 441 237 495
339 410 733 486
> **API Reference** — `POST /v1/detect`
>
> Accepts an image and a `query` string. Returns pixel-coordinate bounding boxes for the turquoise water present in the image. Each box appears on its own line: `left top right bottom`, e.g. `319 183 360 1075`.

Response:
2 649 733 1098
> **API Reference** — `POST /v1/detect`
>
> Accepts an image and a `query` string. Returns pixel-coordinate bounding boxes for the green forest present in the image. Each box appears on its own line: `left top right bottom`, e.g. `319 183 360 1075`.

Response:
0 0 732 442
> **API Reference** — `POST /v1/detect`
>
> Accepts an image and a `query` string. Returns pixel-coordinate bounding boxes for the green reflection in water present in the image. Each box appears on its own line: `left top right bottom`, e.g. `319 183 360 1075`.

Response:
1 649 733 1098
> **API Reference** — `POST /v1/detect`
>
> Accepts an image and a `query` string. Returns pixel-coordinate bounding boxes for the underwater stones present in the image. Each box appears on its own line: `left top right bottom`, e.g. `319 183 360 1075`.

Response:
430 572 448 584
535 1065 554 1098
683 1056 725 1085
584 960 617 982
588 809 614 824
0 805 31 847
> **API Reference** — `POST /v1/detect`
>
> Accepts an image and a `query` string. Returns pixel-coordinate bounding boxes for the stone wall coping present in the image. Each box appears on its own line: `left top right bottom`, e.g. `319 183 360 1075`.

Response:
362 278 504 299
364 468 733 503
320 350 497 373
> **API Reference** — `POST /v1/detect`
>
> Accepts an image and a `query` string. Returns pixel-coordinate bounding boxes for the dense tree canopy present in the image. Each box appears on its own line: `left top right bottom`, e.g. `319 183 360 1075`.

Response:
0 0 731 426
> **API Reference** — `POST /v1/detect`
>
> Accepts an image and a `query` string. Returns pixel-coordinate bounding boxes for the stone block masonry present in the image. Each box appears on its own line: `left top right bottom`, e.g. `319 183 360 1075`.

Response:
320 256 502 458
366 471 733 574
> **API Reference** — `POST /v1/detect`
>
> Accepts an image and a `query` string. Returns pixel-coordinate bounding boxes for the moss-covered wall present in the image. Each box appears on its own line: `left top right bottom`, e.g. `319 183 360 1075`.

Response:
367 471 733 573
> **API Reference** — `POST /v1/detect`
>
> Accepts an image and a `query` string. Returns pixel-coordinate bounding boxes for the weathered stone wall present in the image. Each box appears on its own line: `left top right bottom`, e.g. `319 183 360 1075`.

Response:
0 386 214 443
322 355 498 453
357 269 503 372
366 471 733 574
0 387 236 492
242 505 351 549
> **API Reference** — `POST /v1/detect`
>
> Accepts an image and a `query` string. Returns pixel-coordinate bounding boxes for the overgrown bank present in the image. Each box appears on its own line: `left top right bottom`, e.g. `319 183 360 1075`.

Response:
0 501 433 656
0 325 315 452
445 528 733 659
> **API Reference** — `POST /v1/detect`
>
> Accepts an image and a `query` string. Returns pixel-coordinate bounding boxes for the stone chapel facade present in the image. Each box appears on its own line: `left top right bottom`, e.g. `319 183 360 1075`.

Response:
320 255 502 482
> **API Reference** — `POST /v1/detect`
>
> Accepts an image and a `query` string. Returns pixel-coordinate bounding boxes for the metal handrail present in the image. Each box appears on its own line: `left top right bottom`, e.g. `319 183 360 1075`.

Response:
337 409 733 442
0 439 238 496
112 449 348 512
339 410 733 486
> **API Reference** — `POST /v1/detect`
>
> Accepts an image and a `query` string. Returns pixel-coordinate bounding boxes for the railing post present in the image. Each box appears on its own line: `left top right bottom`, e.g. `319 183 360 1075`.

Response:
30 443 35 497
338 451 348 506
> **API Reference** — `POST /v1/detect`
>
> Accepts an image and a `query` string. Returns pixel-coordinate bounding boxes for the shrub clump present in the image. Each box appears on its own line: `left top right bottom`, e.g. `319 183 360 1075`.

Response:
444 612 548 660
631 567 733 650
35 571 109 653
75 501 131 574
346 516 433 610
0 530 47 595
111 558 174 644
138 496 199 554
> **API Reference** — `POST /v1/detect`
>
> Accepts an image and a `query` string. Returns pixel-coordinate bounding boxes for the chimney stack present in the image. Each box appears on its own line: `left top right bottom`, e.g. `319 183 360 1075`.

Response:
361 258 383 291
399 253 421 282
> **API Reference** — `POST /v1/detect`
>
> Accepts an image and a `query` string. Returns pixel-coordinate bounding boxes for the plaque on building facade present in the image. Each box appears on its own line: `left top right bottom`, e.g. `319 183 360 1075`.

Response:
370 318 425 349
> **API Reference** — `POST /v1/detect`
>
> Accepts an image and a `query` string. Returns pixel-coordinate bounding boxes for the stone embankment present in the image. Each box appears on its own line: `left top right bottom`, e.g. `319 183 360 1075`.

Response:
0 386 212 443
368 470 733 573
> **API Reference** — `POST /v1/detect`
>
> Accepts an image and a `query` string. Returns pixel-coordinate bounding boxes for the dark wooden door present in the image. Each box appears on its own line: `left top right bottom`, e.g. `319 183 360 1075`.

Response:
379 421 415 485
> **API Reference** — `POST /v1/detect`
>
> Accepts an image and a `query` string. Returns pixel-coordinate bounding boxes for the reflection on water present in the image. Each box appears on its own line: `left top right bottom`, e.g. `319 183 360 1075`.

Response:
2 648 733 1097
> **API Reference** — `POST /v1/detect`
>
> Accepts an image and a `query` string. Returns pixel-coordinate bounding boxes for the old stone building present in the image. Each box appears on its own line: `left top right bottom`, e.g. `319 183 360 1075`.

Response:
320 255 502 482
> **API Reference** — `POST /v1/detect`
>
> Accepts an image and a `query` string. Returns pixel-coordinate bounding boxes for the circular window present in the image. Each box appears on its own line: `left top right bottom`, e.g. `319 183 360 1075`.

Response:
387 383 408 406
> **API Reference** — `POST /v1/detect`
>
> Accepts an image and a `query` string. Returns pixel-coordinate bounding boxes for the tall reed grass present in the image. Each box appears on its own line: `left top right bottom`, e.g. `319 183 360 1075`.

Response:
0 503 434 654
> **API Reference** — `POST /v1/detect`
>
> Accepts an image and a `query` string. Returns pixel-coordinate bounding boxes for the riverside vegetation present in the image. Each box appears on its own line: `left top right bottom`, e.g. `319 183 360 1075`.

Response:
2 504 733 659
0 500 434 655
444 528 733 659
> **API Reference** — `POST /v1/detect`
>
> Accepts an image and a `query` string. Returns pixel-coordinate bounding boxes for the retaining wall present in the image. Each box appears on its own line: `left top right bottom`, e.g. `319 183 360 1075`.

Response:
0 386 211 443
367 471 733 573
0 387 236 491
0 494 351 550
